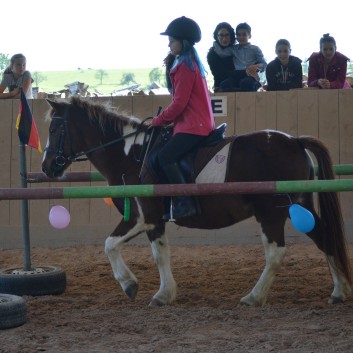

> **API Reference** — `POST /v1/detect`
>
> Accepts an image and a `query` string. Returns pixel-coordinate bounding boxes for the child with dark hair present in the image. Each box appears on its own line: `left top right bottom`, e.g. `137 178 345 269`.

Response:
265 39 303 91
0 53 33 99
207 22 236 92
220 22 267 92
307 33 351 89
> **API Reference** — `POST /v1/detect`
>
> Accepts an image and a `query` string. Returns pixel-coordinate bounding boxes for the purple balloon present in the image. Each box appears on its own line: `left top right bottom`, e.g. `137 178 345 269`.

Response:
49 205 71 229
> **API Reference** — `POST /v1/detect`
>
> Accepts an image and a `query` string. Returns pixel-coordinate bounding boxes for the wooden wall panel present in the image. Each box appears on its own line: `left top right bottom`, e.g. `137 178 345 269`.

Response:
276 90 298 136
153 95 171 118
254 92 277 131
338 90 353 163
111 96 133 115
318 90 340 164
297 90 319 137
338 90 353 219
235 93 256 134
132 95 154 118
0 100 13 224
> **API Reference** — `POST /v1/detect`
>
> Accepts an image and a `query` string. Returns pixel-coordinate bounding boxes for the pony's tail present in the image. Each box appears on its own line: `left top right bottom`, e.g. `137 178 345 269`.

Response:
299 136 352 285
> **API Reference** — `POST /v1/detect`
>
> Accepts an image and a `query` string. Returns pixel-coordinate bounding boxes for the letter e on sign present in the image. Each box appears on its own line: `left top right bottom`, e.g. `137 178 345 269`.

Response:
211 96 227 117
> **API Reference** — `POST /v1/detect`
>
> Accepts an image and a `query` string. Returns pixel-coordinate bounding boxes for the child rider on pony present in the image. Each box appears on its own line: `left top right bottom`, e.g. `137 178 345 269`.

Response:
151 16 215 221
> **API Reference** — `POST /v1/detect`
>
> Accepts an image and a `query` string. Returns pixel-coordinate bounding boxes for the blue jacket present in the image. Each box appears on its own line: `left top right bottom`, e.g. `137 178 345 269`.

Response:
233 43 267 71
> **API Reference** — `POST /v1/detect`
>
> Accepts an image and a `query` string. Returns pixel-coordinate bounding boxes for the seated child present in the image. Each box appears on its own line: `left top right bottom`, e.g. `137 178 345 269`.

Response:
220 22 267 92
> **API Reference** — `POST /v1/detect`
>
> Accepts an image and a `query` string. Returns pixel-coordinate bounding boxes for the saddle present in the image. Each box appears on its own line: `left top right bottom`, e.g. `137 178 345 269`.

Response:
143 123 234 184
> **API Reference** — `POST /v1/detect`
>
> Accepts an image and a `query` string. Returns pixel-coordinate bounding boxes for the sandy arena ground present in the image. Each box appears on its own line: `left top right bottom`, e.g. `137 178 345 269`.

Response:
1 240 353 353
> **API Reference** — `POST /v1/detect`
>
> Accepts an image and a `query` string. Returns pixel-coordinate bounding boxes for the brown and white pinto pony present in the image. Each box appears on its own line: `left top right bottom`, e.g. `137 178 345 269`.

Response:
41 97 352 306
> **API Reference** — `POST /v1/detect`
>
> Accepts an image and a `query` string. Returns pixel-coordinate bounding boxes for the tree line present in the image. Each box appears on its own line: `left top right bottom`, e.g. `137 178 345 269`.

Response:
0 53 166 90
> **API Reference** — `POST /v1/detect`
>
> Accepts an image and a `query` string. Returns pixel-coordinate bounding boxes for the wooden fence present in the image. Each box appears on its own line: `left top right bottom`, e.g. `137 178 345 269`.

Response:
0 90 352 245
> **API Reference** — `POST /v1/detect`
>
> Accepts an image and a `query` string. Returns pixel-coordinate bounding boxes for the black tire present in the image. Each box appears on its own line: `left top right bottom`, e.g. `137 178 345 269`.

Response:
0 294 27 329
0 266 66 296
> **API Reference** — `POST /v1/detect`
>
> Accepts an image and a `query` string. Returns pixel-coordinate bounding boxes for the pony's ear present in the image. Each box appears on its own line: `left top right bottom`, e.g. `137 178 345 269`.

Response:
46 99 60 110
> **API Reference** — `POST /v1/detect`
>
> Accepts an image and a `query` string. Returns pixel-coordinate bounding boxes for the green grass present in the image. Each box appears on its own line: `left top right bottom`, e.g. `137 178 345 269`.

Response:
33 66 215 95
35 68 164 95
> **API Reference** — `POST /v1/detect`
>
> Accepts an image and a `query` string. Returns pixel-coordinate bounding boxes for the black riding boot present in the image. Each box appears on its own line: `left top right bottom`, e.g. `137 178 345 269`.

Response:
162 163 197 220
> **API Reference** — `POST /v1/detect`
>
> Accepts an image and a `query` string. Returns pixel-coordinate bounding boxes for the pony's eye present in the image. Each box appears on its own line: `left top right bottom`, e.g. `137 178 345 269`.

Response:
49 125 58 133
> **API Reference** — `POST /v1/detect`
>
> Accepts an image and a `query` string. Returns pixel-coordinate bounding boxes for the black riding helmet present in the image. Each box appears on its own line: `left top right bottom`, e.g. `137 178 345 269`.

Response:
160 16 201 44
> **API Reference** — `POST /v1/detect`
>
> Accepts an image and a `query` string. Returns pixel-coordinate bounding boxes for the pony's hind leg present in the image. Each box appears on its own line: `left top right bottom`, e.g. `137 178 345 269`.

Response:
300 192 352 303
240 233 286 306
327 259 352 304
148 232 177 306
306 216 351 303
307 216 352 303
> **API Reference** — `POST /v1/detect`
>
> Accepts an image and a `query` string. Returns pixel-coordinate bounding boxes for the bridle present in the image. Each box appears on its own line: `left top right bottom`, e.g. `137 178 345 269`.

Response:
44 110 153 167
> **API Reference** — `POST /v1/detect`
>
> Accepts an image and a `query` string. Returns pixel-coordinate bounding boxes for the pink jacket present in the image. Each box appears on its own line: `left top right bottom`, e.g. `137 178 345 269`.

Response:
152 61 215 135
308 51 351 89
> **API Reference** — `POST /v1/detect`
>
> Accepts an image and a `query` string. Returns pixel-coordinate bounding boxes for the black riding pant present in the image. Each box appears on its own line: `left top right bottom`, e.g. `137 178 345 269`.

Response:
158 132 205 167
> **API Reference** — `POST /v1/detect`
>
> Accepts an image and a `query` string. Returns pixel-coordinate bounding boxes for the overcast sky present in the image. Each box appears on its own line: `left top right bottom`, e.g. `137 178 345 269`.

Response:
3 0 352 72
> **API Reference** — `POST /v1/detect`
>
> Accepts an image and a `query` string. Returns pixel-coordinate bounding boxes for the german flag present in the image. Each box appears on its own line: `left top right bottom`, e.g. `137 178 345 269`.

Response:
16 89 42 153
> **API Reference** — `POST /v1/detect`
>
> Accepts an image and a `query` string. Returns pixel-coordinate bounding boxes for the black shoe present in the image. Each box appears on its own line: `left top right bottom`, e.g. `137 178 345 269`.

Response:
161 163 197 220
172 197 197 219
162 197 197 221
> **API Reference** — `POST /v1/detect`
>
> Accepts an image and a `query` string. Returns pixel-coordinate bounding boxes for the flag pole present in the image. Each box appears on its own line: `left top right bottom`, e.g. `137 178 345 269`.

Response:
16 88 42 271
19 141 32 271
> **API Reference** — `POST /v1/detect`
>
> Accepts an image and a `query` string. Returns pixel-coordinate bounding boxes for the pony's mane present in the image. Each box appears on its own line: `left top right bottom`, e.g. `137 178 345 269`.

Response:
69 96 142 131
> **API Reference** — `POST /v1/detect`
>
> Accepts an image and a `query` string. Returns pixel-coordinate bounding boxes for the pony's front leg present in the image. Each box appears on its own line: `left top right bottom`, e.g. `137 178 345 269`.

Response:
105 235 139 300
327 258 352 304
105 219 155 301
149 233 177 306
240 234 286 306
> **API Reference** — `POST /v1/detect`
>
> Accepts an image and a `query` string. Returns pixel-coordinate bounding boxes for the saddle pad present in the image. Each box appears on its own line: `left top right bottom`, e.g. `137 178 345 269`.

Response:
195 142 232 183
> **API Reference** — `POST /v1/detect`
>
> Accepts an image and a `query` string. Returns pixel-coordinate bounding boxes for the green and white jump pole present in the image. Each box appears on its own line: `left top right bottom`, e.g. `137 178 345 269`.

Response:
2 179 353 201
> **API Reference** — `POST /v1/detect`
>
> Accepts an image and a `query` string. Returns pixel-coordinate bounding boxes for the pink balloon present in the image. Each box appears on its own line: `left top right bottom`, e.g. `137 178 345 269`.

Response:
49 205 71 229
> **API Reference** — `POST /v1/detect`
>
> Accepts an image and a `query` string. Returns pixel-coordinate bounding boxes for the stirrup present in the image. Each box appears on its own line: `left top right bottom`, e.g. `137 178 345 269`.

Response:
172 198 197 219
162 198 176 222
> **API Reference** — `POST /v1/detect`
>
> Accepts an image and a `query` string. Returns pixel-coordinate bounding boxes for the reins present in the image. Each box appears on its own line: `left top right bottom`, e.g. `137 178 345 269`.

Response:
67 129 143 162
47 115 153 164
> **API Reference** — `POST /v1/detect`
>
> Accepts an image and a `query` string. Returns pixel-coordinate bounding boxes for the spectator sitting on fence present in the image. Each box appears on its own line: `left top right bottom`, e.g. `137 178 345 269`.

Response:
307 34 351 89
0 53 33 99
207 22 236 92
265 39 303 91
219 22 267 92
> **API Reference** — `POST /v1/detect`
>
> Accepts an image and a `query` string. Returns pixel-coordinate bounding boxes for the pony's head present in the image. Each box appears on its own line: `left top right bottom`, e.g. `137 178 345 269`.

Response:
41 97 144 179
42 98 74 178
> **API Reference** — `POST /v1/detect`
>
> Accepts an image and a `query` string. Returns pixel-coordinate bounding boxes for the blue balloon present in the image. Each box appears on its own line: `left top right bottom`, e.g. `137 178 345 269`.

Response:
289 204 315 233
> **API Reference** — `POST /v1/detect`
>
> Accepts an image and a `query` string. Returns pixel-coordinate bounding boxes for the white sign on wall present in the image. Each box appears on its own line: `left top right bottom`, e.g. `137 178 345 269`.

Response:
211 96 227 117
